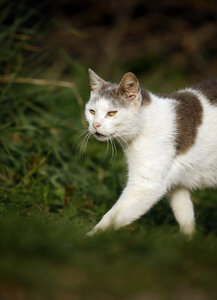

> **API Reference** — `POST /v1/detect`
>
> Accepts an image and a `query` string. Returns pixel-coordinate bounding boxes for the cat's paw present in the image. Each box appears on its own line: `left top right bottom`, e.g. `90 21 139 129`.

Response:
86 218 113 237
86 207 119 236
180 223 195 240
86 227 105 237
86 224 107 237
86 230 95 237
86 227 101 236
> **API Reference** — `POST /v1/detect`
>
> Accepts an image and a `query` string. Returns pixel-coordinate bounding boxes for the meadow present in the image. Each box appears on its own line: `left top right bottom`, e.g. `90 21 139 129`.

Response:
0 5 217 299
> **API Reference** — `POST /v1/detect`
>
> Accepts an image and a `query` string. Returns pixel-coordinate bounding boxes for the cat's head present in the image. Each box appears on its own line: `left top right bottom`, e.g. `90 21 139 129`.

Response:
85 69 146 143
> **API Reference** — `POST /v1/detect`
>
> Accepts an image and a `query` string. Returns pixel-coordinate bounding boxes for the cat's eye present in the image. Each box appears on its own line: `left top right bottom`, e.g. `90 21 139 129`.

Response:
108 111 117 117
89 109 95 115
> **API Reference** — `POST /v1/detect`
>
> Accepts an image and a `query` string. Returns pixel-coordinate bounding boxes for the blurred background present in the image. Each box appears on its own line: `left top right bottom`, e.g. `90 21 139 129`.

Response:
2 0 217 86
0 0 217 299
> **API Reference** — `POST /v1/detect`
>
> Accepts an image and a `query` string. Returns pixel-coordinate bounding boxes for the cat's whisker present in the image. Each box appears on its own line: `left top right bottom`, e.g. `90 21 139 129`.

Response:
109 138 114 162
110 139 114 162
78 131 92 160
111 139 115 161
109 138 117 162
115 136 124 152
103 139 110 161
115 133 129 148
77 134 87 159
77 134 86 155
79 129 89 138
76 129 88 150
80 128 88 133
114 134 123 146
83 132 92 150
76 129 89 154
83 132 92 153
108 139 112 161
78 131 88 150
113 132 129 152
113 139 117 160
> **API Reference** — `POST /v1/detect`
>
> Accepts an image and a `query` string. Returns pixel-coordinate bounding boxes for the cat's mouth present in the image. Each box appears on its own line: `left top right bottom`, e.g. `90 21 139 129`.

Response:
94 132 108 141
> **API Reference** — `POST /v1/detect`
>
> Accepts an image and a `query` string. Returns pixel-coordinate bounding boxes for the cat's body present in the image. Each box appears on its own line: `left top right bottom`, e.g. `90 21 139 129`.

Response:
85 69 217 236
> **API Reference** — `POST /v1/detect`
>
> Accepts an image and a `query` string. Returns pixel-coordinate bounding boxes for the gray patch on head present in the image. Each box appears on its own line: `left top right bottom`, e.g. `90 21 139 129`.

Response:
158 91 203 155
192 80 217 105
91 82 125 107
91 82 151 108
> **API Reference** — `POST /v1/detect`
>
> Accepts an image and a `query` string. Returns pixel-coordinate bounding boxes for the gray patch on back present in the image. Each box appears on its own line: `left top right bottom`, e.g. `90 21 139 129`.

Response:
192 80 217 105
159 91 203 155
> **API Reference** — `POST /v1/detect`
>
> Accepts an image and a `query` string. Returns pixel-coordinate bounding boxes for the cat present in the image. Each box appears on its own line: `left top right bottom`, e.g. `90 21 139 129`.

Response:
85 68 217 237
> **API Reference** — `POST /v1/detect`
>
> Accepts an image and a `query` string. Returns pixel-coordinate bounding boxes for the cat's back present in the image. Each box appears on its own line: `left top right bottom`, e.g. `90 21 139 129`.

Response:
191 79 217 105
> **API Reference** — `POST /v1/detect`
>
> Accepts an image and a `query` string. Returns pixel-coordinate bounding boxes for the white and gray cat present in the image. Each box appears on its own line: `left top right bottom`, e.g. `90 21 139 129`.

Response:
85 69 217 237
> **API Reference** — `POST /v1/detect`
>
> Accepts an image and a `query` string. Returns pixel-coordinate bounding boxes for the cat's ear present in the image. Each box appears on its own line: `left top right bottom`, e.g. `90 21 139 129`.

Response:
88 68 106 92
117 72 141 102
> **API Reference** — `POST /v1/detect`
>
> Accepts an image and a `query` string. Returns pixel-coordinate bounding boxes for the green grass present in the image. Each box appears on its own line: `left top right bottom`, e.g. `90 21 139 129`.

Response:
0 7 217 299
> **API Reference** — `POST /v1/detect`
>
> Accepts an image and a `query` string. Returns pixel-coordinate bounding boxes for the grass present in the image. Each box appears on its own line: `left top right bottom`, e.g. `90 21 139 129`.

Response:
0 6 217 300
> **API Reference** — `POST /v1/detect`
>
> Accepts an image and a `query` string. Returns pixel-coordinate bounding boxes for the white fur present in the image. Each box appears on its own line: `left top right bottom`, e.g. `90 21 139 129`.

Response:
169 187 195 236
85 89 217 237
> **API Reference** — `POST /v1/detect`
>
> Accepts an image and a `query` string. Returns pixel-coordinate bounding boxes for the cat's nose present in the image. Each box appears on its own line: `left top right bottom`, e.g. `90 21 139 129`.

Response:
93 122 101 129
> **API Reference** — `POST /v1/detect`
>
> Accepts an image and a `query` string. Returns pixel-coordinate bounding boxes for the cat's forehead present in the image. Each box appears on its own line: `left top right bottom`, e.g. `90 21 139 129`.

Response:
91 82 129 107
92 97 114 111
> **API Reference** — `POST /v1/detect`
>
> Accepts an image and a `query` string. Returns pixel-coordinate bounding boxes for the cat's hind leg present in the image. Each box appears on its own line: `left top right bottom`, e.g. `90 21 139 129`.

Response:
169 187 195 237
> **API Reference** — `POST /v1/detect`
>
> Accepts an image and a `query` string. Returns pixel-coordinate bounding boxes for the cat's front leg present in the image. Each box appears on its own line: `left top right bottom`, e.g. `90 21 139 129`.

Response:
87 181 165 235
